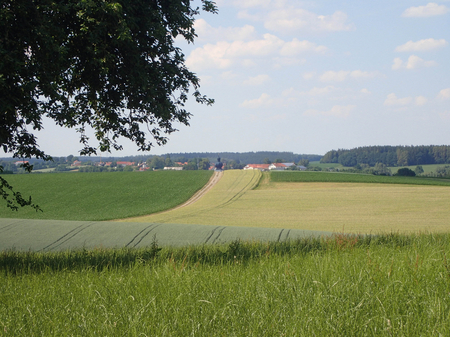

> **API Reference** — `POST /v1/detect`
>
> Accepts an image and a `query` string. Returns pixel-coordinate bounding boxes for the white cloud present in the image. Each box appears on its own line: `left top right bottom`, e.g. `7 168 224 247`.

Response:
279 38 327 56
232 0 272 9
240 93 274 108
392 55 437 70
438 88 450 99
395 38 448 52
303 105 355 118
392 58 403 70
361 88 371 94
402 3 449 17
384 93 428 106
415 96 428 106
194 19 257 42
320 70 350 82
303 72 316 80
243 74 270 85
319 70 380 82
384 93 413 106
265 9 354 34
186 35 327 70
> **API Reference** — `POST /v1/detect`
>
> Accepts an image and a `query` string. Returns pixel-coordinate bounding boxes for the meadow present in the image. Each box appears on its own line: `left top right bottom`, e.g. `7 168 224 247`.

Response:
0 170 213 221
2 233 450 335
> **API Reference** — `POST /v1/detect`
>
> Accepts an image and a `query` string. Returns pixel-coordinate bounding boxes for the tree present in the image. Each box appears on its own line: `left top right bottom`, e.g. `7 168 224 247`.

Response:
415 165 424 175
199 158 210 170
1 0 217 210
297 159 310 167
395 168 416 177
147 156 165 170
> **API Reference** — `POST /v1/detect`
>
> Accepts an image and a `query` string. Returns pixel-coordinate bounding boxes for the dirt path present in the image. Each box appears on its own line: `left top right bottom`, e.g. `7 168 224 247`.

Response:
171 170 223 210
113 170 224 221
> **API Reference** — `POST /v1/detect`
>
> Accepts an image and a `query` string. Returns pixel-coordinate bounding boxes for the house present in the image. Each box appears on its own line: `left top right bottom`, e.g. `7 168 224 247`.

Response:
116 161 135 167
269 163 296 170
163 167 183 171
14 160 29 166
297 165 307 171
71 160 82 167
243 164 270 171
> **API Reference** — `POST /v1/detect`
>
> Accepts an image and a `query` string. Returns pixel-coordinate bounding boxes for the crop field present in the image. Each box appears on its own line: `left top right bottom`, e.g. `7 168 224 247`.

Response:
0 170 213 221
0 218 331 251
2 233 450 335
270 171 450 186
122 170 450 234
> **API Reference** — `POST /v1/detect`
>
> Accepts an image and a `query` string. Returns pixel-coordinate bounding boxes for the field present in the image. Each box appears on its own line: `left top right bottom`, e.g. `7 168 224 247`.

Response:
2 233 450 335
389 163 449 175
122 170 450 234
2 169 450 335
0 170 213 221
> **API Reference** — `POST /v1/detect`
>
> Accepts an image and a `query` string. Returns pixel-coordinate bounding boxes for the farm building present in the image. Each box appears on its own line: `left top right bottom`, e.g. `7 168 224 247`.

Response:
243 164 270 171
268 163 296 170
116 161 135 167
164 167 183 171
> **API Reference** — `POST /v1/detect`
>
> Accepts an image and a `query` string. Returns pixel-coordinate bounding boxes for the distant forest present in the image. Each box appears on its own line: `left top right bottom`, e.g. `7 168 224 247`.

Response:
321 146 450 167
160 152 322 164
79 151 322 164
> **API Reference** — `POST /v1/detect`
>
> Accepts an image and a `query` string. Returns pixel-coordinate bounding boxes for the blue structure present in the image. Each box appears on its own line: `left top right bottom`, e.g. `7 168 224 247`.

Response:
215 157 224 171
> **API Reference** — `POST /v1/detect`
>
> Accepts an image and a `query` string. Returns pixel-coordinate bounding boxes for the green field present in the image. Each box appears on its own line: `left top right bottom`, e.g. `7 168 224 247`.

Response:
270 170 450 186
389 163 449 175
2 233 450 335
0 170 213 221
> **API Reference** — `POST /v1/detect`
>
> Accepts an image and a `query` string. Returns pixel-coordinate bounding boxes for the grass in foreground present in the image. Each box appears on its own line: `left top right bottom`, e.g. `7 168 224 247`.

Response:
1 233 450 335
0 170 213 221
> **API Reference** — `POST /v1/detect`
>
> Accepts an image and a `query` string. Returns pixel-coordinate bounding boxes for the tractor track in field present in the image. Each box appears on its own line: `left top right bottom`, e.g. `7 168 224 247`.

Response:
171 170 223 210
115 170 224 221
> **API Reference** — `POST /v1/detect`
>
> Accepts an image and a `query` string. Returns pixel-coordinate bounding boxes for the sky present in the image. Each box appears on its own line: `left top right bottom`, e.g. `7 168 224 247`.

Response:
32 0 450 157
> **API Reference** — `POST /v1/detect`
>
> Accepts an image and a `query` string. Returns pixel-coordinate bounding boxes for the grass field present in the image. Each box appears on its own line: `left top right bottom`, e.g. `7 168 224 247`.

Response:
270 170 450 186
0 170 213 221
389 163 449 175
122 170 450 234
2 233 450 335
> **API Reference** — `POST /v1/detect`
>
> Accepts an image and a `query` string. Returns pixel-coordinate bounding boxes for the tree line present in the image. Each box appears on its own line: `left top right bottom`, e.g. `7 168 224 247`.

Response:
320 146 450 167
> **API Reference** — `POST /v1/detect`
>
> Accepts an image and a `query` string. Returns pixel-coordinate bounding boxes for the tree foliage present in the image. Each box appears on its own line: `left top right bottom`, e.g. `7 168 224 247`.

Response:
321 145 450 167
0 0 217 210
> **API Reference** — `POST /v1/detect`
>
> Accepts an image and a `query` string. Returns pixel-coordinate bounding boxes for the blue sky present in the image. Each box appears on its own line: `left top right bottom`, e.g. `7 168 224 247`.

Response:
35 0 450 157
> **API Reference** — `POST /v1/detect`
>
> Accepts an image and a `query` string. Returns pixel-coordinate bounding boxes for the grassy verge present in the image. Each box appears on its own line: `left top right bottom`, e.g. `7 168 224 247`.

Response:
0 170 213 220
271 171 450 186
1 233 450 335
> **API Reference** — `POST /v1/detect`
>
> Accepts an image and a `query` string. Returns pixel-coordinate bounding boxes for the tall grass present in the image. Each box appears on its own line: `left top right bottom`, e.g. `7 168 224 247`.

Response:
2 233 450 335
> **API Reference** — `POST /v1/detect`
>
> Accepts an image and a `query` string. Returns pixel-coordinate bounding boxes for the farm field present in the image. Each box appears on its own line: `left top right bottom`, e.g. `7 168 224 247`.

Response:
0 170 213 221
2 233 450 335
122 170 450 234
389 163 449 175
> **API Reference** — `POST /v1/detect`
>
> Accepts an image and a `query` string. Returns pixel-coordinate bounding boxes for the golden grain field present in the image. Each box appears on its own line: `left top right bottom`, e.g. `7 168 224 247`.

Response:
120 170 450 234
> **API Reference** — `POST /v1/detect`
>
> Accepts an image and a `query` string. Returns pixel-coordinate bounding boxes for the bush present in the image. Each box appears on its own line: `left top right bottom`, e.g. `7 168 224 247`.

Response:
395 168 416 177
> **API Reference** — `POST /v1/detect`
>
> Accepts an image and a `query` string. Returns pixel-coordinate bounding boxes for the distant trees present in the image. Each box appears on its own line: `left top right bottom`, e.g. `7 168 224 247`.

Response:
321 145 450 167
297 159 310 167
